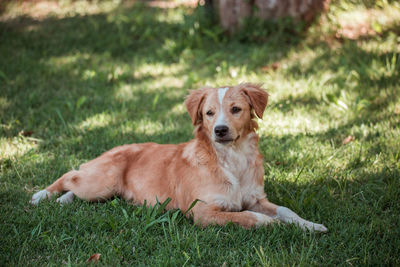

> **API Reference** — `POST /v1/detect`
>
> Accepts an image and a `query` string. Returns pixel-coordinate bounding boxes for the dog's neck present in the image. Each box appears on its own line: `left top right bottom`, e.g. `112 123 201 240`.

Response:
192 126 259 167
211 131 259 184
212 132 259 164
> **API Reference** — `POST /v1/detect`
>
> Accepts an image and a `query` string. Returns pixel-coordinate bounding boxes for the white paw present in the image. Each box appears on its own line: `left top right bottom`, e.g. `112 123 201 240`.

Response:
276 206 327 233
300 221 328 233
56 191 74 204
30 189 49 205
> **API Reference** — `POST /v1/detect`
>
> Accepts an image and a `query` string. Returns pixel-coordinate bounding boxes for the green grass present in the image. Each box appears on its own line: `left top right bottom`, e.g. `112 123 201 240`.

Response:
1 0 400 265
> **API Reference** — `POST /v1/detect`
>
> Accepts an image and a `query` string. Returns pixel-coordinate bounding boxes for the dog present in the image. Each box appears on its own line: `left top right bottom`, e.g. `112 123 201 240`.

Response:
31 83 327 232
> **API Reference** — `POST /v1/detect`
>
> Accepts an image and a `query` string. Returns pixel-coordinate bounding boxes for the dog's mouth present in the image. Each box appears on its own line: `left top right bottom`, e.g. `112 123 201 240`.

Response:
215 135 240 144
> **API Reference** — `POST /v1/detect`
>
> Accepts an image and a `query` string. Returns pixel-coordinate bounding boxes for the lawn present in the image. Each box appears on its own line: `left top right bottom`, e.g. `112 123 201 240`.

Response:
1 0 399 265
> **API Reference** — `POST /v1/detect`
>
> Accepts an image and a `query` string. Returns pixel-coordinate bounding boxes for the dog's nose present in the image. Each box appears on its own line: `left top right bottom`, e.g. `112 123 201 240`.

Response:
214 125 229 137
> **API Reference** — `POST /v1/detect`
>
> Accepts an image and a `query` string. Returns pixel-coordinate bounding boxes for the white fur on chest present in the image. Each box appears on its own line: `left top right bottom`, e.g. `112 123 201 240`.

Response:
212 134 265 211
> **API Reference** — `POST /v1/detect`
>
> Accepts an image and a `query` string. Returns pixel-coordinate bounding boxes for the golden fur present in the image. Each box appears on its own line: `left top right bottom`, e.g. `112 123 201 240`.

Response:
31 83 327 232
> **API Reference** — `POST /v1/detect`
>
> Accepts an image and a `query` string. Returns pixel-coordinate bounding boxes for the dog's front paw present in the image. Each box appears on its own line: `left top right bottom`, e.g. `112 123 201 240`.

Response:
56 191 74 204
30 189 49 205
300 221 328 233
276 207 327 233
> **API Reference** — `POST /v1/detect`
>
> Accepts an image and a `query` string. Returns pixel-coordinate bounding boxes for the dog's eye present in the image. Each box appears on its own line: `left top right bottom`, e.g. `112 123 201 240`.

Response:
231 106 241 114
206 110 214 116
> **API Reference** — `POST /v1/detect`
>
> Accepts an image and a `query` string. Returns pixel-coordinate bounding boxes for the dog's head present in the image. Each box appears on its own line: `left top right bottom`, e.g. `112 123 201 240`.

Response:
185 83 268 145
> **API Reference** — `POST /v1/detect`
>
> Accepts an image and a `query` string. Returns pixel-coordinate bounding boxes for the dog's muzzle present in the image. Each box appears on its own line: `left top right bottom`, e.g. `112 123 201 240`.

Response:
214 125 229 138
214 125 239 144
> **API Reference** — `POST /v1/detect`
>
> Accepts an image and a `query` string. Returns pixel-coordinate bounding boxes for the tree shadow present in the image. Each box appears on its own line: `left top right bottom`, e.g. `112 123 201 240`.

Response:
0 1 303 79
0 1 310 156
0 1 397 193
285 40 399 108
1 4 397 167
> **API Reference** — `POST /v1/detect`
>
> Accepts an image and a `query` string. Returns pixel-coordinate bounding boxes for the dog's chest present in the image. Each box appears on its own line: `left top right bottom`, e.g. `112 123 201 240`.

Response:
213 140 264 211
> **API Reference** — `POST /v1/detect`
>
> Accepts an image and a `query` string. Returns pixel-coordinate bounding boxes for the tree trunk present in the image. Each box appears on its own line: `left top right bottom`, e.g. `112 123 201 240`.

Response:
212 0 330 33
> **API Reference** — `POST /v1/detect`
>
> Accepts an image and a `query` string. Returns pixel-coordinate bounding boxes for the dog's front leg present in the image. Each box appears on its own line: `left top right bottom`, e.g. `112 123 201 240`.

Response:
192 205 277 228
249 199 328 232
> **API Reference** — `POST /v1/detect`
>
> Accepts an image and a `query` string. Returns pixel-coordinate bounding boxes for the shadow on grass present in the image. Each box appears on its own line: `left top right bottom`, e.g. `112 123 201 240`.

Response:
0 1 398 171
0 1 397 168
1 4 398 88
285 40 399 107
0 1 304 168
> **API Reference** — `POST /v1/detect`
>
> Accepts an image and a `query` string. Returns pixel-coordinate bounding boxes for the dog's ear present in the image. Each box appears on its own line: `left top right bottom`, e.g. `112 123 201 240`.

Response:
185 88 207 125
241 83 269 119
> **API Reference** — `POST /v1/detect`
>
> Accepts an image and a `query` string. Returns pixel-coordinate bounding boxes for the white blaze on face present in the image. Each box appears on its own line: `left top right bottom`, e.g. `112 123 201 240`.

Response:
215 87 228 127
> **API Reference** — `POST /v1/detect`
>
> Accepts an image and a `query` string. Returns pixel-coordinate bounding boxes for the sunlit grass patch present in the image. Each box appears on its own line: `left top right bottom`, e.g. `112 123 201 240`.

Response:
115 83 138 101
133 63 185 79
0 0 121 21
0 136 39 159
77 113 112 131
151 75 185 89
133 118 165 136
166 103 186 117
260 112 333 137
333 1 400 38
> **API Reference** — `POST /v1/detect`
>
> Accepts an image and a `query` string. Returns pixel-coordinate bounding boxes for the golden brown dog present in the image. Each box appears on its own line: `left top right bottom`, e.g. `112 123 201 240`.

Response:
31 83 327 232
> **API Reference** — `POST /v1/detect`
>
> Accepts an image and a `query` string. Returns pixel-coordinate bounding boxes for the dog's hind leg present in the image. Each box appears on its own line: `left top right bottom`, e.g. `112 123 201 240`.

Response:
56 191 74 204
30 170 80 205
31 167 118 205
